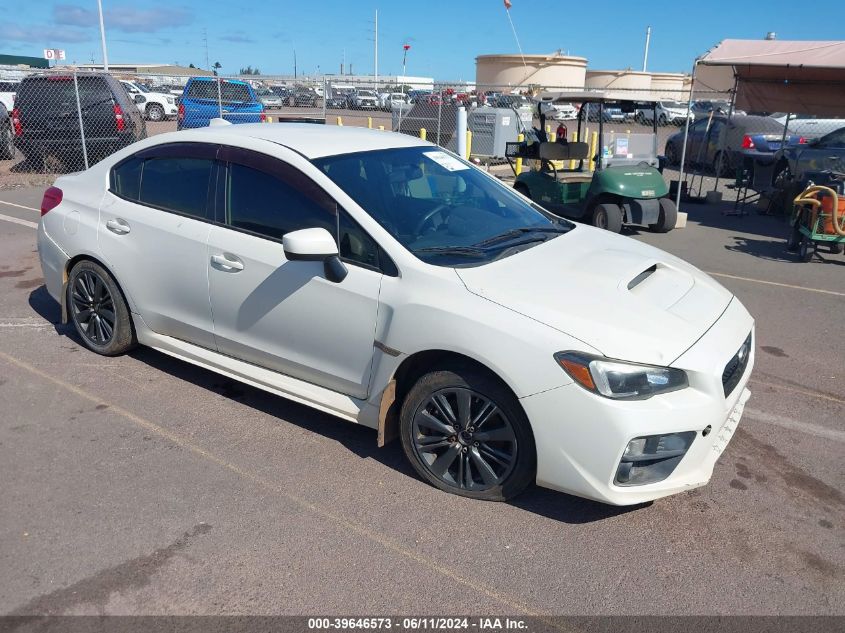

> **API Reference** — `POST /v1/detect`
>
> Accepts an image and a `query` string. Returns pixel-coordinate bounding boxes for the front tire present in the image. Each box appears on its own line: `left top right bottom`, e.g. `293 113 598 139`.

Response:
649 198 677 233
399 366 536 501
592 203 623 233
67 260 136 356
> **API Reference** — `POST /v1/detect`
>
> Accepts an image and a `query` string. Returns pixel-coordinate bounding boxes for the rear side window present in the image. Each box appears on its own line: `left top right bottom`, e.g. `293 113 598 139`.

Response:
226 163 333 238
139 158 213 218
111 157 143 201
186 80 253 103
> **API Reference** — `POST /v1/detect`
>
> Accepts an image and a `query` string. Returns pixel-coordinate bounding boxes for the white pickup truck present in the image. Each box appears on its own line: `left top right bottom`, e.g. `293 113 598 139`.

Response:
0 80 18 113
120 80 178 122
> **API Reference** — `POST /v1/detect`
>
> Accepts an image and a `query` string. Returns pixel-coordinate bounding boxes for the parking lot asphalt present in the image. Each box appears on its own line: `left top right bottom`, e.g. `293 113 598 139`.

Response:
0 186 843 616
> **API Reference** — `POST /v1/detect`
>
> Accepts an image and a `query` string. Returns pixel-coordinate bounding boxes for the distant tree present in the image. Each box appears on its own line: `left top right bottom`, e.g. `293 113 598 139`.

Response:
212 61 222 76
239 66 261 75
188 63 196 69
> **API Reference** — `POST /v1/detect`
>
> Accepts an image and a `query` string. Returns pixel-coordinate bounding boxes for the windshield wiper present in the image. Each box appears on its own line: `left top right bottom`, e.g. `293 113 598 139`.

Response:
474 226 569 247
413 246 489 258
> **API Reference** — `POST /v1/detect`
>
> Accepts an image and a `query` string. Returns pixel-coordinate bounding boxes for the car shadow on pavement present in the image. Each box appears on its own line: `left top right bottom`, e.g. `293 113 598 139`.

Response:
27 286 649 525
134 346 650 524
28 285 73 336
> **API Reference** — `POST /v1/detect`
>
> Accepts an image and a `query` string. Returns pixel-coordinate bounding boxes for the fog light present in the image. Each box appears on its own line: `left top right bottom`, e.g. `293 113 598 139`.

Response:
615 432 696 486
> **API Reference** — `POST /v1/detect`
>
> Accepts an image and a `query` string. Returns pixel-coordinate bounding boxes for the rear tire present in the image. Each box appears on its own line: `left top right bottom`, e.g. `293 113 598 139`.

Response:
786 220 801 252
399 366 536 501
0 125 14 160
713 151 732 178
592 203 623 233
67 260 136 356
798 235 814 262
664 142 679 166
831 242 844 255
514 182 530 199
649 198 677 233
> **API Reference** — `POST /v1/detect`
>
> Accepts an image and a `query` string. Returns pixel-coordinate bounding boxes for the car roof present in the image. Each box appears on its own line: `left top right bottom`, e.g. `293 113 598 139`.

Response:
183 123 429 158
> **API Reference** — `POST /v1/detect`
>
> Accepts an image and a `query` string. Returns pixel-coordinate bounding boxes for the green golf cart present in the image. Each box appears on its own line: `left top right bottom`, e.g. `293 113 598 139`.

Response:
506 90 677 233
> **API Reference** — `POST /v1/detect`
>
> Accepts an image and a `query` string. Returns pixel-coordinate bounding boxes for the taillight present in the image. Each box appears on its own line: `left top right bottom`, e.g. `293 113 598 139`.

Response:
11 107 22 136
41 187 63 216
114 103 126 132
741 134 755 149
798 136 807 144
260 110 267 122
178 102 185 121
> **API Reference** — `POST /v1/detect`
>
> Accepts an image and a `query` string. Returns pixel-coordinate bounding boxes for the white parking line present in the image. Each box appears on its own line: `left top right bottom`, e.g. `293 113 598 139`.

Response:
0 213 37 229
0 200 40 213
745 407 845 443
706 271 845 298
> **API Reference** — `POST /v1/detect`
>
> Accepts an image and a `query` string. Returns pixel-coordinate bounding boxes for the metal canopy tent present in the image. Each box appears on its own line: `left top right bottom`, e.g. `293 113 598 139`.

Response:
675 39 845 210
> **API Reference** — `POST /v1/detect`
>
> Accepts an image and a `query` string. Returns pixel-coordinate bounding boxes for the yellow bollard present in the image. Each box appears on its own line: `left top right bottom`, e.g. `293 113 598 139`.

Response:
589 131 598 172
515 133 524 175
420 127 427 141
266 116 273 123
569 131 578 170
465 130 472 160
550 132 556 143
545 124 551 136
378 125 384 131
368 117 373 129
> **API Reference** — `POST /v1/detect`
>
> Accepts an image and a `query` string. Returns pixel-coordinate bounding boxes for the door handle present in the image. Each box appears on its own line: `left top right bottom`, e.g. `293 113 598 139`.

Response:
105 218 130 235
211 253 244 272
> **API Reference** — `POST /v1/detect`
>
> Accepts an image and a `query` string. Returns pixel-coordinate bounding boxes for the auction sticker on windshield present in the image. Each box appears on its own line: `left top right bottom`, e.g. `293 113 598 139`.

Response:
424 151 469 171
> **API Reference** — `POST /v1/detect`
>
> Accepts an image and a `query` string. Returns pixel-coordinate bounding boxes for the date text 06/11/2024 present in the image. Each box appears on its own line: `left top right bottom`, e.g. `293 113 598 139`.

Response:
307 617 529 630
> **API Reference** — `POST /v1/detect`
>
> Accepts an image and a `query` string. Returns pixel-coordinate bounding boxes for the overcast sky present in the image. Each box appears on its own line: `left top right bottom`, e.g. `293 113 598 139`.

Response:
4 1 844 78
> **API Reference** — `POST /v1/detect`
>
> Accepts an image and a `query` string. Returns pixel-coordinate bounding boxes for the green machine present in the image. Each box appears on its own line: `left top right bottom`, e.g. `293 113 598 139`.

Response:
506 91 677 233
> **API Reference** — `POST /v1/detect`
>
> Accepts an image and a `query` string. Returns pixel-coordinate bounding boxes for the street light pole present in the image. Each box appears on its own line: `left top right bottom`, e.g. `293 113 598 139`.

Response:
97 0 109 71
642 25 651 72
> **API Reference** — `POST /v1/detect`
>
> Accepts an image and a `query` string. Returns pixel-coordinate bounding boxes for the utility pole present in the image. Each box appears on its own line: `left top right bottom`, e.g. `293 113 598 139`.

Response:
294 49 297 79
642 25 652 72
96 0 109 71
203 28 210 70
374 9 379 86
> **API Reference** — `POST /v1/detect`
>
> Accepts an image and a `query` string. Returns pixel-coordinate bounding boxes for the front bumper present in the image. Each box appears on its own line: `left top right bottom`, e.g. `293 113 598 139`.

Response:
521 298 754 505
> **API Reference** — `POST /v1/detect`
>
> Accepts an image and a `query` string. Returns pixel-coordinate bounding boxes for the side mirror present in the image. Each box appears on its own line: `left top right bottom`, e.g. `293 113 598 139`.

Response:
134 94 145 104
282 227 347 283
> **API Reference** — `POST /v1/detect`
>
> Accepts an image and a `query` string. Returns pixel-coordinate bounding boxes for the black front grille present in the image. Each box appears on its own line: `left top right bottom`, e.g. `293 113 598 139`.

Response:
723 333 752 397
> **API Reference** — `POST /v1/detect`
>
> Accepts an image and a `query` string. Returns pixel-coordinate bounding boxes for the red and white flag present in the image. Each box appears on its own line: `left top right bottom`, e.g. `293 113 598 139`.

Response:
504 0 512 9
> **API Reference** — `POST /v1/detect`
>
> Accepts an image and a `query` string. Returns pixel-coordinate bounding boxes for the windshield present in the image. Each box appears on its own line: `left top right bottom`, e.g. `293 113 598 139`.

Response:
256 88 274 96
315 146 572 267
661 101 684 108
357 90 377 97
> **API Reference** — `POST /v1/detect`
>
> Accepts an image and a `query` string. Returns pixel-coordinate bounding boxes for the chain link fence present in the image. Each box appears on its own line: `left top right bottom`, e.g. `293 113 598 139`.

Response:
2 68 843 217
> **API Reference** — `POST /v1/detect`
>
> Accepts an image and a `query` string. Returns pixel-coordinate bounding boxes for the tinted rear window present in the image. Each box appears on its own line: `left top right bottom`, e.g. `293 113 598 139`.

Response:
186 80 253 103
0 82 18 92
18 77 111 108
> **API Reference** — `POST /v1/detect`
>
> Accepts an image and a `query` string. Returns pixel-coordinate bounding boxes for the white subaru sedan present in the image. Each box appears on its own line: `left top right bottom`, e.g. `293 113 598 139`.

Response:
36 123 754 505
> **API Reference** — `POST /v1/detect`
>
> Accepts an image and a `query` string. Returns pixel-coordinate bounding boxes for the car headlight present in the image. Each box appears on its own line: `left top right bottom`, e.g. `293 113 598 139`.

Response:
554 352 688 400
166 96 175 105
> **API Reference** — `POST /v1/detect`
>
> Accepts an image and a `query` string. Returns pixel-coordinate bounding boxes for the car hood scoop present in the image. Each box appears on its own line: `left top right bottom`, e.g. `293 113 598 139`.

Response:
456 227 733 366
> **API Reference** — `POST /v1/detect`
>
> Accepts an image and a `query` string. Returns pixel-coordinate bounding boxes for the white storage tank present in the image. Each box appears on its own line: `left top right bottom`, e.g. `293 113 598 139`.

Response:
475 53 587 89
